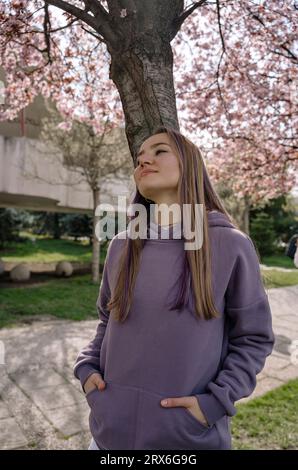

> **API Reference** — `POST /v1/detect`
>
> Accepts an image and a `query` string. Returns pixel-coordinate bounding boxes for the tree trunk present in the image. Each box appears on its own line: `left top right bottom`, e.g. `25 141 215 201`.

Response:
243 195 250 235
108 36 179 161
92 188 101 284
53 212 60 239
46 0 192 162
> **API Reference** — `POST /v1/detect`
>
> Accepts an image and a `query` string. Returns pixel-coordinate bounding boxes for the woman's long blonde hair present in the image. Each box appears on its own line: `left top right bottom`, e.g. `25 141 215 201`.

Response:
107 126 238 322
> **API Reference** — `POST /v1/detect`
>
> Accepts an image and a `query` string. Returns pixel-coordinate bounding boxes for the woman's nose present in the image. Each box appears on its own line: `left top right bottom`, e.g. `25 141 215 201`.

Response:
138 154 154 166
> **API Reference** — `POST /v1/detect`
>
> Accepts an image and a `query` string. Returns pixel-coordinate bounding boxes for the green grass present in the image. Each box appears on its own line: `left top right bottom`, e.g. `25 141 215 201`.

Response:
232 379 298 449
0 236 92 263
0 266 297 330
261 269 298 288
261 254 296 269
0 274 100 328
0 235 297 329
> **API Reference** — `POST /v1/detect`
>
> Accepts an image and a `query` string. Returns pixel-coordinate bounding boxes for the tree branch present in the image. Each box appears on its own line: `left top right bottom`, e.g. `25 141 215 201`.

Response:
173 0 208 30
46 18 78 33
81 25 105 43
45 0 98 28
216 0 225 53
247 5 297 64
43 3 52 63
83 0 109 17
246 6 265 27
279 43 297 63
45 0 118 46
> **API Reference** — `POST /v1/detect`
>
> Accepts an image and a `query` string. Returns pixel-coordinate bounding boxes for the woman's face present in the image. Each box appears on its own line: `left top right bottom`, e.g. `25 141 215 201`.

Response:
133 133 180 204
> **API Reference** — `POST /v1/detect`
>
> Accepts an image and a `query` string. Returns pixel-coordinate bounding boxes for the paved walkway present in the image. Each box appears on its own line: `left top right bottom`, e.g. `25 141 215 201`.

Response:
0 285 297 450
260 264 298 272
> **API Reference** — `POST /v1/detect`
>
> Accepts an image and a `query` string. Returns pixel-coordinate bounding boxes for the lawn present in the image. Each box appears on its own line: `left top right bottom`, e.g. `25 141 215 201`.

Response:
0 274 100 328
1 236 296 272
0 235 93 263
261 254 296 269
0 235 297 328
0 267 297 329
232 379 298 449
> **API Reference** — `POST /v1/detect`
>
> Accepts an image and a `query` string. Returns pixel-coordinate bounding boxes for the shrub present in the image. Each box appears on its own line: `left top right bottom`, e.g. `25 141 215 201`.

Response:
250 213 277 256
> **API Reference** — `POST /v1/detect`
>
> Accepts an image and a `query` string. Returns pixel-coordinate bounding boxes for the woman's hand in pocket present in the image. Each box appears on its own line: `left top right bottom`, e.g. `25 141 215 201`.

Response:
83 372 106 395
160 395 209 426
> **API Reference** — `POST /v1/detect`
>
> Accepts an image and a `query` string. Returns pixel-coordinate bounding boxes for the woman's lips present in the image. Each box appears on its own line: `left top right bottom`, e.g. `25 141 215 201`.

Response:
140 170 158 178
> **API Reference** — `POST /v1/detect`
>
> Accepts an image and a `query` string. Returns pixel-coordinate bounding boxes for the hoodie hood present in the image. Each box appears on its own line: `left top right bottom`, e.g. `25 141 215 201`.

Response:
207 210 236 229
146 210 237 240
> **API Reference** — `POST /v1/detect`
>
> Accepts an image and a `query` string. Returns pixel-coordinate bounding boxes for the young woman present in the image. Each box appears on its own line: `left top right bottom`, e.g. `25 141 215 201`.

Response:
74 126 275 450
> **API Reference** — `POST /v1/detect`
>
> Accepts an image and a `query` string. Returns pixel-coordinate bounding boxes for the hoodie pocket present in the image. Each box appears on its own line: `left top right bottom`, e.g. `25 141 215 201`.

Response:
85 382 218 450
134 387 214 450
86 382 139 450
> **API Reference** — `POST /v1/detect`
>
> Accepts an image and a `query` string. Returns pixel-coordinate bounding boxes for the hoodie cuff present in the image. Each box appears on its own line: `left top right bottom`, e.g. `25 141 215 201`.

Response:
195 393 228 426
75 364 102 393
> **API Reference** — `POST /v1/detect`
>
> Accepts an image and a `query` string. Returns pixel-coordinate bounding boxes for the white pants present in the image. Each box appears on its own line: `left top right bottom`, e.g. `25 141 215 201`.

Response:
88 437 100 450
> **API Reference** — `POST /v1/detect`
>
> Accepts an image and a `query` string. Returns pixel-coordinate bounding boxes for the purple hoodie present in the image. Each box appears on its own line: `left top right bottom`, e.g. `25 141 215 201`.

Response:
73 211 275 450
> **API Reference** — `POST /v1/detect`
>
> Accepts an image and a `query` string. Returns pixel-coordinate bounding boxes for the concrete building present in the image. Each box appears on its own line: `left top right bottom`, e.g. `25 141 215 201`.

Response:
0 91 135 215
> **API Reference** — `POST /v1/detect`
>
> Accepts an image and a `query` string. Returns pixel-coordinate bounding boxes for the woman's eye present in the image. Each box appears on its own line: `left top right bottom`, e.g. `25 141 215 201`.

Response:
136 149 165 165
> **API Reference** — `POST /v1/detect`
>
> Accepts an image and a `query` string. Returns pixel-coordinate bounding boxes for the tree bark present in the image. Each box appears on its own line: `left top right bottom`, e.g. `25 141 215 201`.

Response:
46 1 192 162
108 36 180 161
92 187 100 283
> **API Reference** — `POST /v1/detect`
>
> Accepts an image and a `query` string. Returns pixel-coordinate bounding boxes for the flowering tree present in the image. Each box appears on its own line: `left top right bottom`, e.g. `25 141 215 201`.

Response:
204 137 296 232
39 104 133 282
174 1 297 208
0 1 297 211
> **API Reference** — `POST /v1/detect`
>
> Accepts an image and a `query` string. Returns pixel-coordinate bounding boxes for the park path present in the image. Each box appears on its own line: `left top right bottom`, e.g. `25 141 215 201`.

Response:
260 264 298 273
0 285 297 450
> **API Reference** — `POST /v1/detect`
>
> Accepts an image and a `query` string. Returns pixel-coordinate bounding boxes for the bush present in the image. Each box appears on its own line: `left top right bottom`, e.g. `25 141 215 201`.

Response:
250 213 277 256
0 208 30 248
250 195 298 245
31 211 66 239
61 213 93 242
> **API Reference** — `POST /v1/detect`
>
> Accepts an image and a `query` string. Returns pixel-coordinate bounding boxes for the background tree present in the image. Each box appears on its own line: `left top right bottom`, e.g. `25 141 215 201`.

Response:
0 1 297 227
176 1 297 205
38 106 133 282
250 194 298 248
62 213 93 244
214 182 252 234
32 211 65 239
205 143 296 233
250 212 277 257
0 208 31 247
